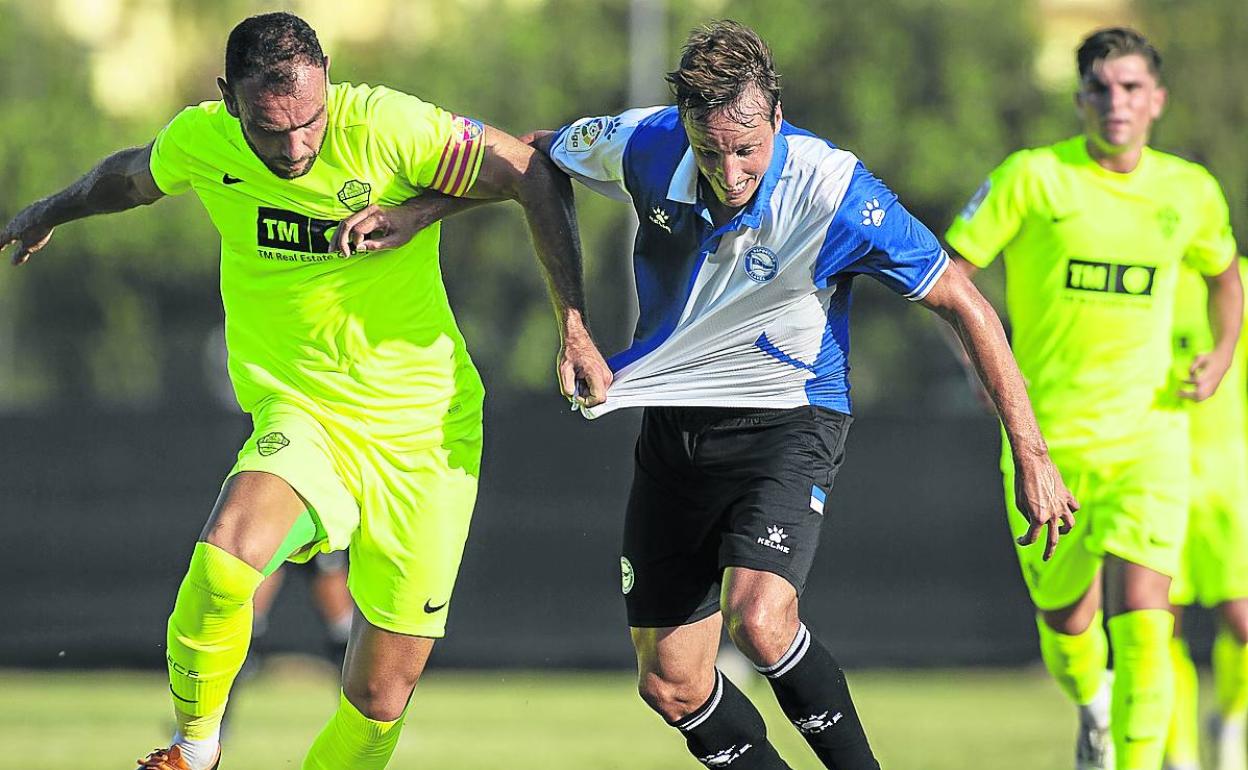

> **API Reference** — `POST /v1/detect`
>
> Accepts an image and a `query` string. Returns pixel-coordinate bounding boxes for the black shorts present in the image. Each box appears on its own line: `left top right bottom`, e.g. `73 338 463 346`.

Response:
621 405 852 628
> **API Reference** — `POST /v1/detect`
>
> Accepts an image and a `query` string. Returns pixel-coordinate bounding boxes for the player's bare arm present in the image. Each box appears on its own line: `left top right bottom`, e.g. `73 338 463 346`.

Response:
1 142 163 266
336 124 611 407
1181 259 1244 402
921 258 1079 561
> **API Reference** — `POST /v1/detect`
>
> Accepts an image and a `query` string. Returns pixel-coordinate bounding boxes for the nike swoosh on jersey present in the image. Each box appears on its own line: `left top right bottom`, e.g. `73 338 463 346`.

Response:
222 174 244 185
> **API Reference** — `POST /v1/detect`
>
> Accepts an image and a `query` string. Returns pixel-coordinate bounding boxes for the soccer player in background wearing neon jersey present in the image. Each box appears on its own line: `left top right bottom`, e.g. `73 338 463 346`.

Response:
0 12 610 770
946 27 1243 770
1164 256 1248 770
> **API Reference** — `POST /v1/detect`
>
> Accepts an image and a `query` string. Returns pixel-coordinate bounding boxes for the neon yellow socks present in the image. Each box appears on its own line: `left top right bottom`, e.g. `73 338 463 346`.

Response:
1037 611 1109 705
166 541 264 742
1165 636 1201 768
1109 609 1175 770
302 691 408 769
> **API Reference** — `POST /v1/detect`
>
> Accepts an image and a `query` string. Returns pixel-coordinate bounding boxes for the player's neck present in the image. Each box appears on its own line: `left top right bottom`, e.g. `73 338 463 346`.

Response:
1084 136 1146 175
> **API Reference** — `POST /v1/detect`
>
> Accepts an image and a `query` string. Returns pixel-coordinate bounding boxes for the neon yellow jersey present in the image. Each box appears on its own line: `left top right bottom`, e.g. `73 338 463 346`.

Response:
946 136 1237 449
149 82 487 447
1173 258 1248 453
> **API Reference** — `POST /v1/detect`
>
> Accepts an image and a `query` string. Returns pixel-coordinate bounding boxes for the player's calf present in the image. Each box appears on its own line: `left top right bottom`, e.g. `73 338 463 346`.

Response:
653 669 792 769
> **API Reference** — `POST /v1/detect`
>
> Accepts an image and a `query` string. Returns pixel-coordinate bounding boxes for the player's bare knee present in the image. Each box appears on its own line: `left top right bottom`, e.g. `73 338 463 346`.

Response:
637 670 710 722
724 599 797 665
344 674 417 722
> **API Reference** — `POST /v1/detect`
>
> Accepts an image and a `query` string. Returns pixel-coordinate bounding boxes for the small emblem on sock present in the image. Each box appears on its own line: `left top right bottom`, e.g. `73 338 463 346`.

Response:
794 710 843 734
698 743 752 767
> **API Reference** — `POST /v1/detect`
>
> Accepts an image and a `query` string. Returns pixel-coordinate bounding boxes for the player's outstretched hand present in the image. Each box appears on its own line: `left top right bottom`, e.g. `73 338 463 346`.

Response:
335 201 436 258
1013 453 1078 561
559 326 612 409
1179 350 1233 402
2 202 55 266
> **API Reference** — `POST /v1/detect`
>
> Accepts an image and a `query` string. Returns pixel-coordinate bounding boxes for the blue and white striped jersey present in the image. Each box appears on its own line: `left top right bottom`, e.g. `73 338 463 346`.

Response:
550 106 948 418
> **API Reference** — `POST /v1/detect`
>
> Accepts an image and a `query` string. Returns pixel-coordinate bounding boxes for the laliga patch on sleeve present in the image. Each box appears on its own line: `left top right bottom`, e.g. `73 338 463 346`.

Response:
959 180 991 220
566 116 619 153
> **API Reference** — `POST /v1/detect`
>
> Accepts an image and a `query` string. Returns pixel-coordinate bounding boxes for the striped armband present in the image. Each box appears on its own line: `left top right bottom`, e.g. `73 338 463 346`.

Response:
430 115 486 197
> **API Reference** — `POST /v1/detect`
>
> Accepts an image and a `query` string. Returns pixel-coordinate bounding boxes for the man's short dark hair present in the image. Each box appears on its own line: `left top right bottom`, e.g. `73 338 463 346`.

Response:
225 12 326 92
1077 27 1162 82
666 20 781 125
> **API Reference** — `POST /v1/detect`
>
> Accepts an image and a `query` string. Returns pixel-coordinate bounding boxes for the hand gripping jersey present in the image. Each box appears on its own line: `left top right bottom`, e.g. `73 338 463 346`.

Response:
149 82 486 448
549 107 948 418
946 137 1237 450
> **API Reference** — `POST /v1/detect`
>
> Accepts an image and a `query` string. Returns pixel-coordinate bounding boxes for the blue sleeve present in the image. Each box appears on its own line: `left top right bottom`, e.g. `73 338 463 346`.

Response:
814 163 948 300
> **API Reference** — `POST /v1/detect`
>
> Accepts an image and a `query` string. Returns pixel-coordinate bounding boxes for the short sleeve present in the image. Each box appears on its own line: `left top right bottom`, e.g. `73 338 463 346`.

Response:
548 106 667 202
149 107 201 196
944 150 1032 268
814 163 948 301
1182 169 1237 276
370 89 485 197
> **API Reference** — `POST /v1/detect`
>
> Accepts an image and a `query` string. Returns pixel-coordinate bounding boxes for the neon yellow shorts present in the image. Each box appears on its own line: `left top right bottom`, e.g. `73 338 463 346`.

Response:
1170 437 1248 607
229 397 483 637
1002 416 1190 611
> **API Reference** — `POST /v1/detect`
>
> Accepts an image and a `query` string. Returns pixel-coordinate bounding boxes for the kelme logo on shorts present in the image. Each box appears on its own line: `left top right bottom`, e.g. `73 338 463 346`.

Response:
620 557 635 595
1065 259 1156 297
337 180 372 212
256 432 290 456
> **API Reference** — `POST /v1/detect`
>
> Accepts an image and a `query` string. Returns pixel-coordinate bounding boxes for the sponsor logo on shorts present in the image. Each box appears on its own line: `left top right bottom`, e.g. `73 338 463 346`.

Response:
699 744 753 767
337 179 372 212
1065 259 1156 297
743 246 778 283
423 598 448 614
256 431 290 456
621 556 635 595
757 525 791 554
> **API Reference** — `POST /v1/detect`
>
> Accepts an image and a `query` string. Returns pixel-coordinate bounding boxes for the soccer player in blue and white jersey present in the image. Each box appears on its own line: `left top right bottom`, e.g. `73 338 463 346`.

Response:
339 20 1077 770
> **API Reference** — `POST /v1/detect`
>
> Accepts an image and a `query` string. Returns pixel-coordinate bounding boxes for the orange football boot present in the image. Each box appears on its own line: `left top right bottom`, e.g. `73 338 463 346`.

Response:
135 745 221 770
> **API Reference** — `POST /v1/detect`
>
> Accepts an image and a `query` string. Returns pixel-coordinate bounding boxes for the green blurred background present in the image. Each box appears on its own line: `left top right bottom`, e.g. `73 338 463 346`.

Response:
0 0 1243 414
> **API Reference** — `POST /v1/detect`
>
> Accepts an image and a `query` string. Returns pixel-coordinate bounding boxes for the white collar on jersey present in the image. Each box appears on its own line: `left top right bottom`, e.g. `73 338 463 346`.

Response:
665 148 699 204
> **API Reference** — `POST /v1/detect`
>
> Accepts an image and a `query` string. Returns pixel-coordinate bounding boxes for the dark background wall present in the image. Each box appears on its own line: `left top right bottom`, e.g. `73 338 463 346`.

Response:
1 397 1060 670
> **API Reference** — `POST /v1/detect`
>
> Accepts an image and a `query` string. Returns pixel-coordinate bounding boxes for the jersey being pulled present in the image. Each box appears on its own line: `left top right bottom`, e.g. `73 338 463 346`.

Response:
1173 258 1248 457
946 137 1237 450
550 106 948 418
149 82 486 447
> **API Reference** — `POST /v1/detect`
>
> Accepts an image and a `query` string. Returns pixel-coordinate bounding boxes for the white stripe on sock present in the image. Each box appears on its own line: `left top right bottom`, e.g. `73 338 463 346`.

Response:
679 670 725 732
756 623 810 678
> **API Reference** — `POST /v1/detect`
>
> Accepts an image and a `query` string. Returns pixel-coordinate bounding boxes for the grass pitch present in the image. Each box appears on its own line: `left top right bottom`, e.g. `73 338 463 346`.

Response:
2 662 1085 769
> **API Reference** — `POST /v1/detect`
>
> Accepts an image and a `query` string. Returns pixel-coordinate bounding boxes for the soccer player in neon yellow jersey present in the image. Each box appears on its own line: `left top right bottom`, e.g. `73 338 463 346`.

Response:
0 12 611 770
1165 256 1248 770
946 27 1243 770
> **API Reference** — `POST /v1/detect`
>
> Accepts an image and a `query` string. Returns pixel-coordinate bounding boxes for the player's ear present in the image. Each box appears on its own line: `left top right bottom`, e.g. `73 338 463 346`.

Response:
1151 85 1167 120
773 102 783 133
218 77 239 117
322 55 331 83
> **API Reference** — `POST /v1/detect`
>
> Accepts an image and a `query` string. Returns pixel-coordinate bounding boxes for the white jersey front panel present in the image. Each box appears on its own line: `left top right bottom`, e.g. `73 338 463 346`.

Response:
550 107 947 418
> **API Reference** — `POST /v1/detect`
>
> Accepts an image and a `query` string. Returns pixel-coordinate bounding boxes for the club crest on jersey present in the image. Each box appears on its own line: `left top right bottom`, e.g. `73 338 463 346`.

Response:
743 246 779 283
566 117 618 153
257 432 290 456
337 180 372 212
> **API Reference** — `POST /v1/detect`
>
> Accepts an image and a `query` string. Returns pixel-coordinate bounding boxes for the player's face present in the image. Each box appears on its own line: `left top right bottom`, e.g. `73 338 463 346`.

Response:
1076 53 1166 157
682 91 782 211
220 62 329 180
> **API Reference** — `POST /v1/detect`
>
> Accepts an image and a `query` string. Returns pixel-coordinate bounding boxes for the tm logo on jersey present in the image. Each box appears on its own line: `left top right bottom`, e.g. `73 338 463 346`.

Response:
1065 259 1156 297
257 207 339 258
